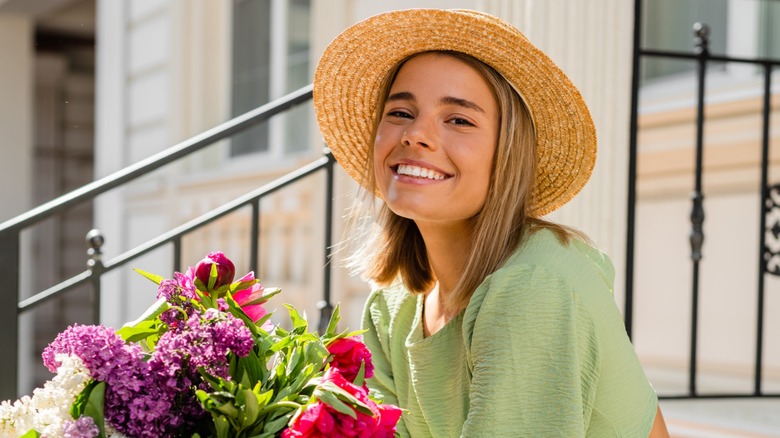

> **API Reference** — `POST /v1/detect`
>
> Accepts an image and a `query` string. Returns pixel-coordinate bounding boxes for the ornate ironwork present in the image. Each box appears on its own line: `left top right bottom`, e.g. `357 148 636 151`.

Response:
764 184 780 275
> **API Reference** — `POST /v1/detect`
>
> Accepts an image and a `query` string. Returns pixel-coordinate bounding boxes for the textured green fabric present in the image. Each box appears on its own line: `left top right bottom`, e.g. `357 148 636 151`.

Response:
362 229 658 437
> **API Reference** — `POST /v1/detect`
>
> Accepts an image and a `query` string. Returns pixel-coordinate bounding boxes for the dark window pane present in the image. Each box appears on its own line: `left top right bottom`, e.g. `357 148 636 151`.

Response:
231 0 271 155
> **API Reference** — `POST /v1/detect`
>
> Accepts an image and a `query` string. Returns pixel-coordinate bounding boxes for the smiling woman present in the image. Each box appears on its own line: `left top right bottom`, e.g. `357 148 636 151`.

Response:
313 8 669 438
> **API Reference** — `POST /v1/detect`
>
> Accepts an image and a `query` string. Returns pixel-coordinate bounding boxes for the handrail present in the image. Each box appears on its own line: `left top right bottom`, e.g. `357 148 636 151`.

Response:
0 84 313 235
1 84 317 400
16 153 333 314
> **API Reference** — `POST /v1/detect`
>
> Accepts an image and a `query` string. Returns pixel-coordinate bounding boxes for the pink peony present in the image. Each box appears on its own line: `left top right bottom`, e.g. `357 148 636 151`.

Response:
377 403 404 436
282 370 401 438
327 336 374 382
194 252 235 291
281 402 333 438
232 272 273 329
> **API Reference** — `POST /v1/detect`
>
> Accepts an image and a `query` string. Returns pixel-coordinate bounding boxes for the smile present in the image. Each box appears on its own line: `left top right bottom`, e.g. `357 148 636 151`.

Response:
396 164 448 180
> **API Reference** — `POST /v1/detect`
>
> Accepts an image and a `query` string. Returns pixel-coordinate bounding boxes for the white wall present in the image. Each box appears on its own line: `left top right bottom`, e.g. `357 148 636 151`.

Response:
0 11 35 396
0 14 33 222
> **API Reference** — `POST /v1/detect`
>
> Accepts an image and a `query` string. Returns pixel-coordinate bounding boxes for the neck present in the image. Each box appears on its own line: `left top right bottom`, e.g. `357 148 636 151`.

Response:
415 220 473 299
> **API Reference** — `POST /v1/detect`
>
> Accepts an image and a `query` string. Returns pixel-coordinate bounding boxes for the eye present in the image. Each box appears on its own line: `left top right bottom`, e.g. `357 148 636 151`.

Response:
448 117 475 127
385 110 413 119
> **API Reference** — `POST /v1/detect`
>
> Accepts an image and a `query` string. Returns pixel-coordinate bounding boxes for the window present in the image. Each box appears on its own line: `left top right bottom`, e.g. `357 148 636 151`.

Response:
231 0 311 157
641 0 727 83
759 0 780 59
641 0 779 84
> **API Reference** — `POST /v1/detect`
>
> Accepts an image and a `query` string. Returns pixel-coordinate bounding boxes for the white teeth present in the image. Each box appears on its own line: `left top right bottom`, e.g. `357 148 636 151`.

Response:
396 164 446 180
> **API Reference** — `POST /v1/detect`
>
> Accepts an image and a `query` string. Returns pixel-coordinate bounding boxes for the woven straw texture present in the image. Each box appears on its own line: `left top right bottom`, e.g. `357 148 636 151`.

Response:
313 8 596 216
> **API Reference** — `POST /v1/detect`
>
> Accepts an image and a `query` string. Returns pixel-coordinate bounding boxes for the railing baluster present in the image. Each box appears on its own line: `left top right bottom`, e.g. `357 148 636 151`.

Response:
687 21 710 398
86 230 105 325
173 237 182 273
755 64 773 396
0 230 19 400
318 150 336 333
251 201 260 276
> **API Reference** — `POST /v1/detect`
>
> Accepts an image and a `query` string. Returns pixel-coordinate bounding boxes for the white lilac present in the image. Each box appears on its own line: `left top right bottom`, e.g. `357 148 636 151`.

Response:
0 354 91 437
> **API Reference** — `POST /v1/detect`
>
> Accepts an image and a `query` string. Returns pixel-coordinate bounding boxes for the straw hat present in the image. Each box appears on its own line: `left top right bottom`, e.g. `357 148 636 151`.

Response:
313 8 596 216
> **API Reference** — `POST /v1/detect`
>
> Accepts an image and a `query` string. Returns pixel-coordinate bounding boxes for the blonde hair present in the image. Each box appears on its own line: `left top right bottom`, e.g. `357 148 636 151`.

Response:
351 51 577 315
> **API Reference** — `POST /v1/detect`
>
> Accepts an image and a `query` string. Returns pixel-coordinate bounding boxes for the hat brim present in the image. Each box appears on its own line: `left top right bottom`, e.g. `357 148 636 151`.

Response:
313 8 596 216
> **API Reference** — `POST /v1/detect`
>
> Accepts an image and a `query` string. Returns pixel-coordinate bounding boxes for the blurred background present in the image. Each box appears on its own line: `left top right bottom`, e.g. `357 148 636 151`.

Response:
1 0 778 436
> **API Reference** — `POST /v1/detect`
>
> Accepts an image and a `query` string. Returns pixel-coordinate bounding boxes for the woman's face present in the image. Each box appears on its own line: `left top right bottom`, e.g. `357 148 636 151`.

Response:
373 53 499 227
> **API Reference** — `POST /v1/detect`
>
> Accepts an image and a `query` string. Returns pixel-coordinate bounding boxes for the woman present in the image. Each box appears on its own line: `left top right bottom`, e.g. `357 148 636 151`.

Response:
313 9 669 437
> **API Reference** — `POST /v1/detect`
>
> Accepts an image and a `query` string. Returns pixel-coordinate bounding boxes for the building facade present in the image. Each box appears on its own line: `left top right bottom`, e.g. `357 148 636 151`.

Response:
2 0 776 400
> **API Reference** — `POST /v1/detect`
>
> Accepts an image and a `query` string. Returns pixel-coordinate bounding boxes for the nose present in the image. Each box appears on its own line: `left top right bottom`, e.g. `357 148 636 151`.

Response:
401 118 436 149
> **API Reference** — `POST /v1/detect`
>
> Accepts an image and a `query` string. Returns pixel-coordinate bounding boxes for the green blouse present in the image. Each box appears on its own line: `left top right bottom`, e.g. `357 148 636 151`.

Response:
362 229 658 437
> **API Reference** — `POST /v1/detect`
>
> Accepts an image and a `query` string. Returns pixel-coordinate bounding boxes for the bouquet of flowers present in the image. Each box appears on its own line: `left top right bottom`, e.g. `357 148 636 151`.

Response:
0 252 401 438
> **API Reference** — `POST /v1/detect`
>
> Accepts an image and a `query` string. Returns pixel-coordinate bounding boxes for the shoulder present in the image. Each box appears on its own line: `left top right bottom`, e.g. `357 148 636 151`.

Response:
475 228 615 308
505 228 615 292
362 281 418 332
364 281 415 317
463 228 616 344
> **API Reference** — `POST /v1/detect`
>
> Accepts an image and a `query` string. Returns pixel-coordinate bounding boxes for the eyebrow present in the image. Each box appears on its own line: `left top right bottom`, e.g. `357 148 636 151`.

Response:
386 92 486 114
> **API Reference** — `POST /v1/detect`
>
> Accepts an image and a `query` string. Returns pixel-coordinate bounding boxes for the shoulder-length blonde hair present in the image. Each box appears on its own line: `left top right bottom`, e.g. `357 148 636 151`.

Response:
352 51 574 315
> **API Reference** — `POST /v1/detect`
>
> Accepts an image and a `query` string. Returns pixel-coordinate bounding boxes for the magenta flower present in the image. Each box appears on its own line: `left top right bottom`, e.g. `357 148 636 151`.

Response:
231 271 273 328
194 251 235 291
282 370 401 438
327 336 374 383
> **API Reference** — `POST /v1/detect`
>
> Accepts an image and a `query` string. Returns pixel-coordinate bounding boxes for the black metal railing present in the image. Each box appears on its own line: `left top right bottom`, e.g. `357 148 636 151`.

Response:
0 85 332 400
626 0 780 399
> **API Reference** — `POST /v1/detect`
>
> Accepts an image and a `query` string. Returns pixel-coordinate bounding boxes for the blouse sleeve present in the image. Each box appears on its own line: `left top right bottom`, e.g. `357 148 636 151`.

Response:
461 264 600 438
361 290 400 406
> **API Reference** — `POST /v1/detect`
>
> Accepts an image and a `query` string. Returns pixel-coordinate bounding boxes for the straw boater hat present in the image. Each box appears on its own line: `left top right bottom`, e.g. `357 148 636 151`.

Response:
313 8 596 216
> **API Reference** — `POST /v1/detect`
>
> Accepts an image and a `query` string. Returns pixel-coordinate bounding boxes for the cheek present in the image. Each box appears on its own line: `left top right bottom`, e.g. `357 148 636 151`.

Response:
373 129 395 172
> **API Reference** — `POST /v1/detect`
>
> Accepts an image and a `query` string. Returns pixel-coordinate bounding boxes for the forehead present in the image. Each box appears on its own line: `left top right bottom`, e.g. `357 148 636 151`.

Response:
389 53 496 108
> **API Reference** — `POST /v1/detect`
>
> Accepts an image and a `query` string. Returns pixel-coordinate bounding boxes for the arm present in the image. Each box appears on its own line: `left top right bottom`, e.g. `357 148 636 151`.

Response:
649 407 670 438
462 265 598 437
361 291 400 407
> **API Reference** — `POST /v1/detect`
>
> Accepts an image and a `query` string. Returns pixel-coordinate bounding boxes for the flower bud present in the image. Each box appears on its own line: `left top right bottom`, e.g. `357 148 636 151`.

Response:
194 252 235 291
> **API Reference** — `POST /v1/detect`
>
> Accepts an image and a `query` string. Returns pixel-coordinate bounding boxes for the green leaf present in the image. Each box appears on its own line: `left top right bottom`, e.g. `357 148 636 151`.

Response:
240 388 261 426
70 379 99 418
19 430 41 438
254 313 273 332
235 287 282 307
117 320 162 343
194 277 208 292
318 381 375 416
132 268 166 285
215 401 240 417
283 304 308 331
213 415 231 438
261 410 295 434
208 263 218 290
325 304 341 335
119 298 169 329
228 278 259 294
255 388 274 408
314 389 357 419
69 381 106 438
354 360 366 388
83 381 106 437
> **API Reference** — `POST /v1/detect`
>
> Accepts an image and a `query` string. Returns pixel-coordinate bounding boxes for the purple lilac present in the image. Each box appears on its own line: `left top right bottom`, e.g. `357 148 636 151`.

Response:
62 416 100 438
156 267 199 328
41 324 147 384
112 308 255 436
